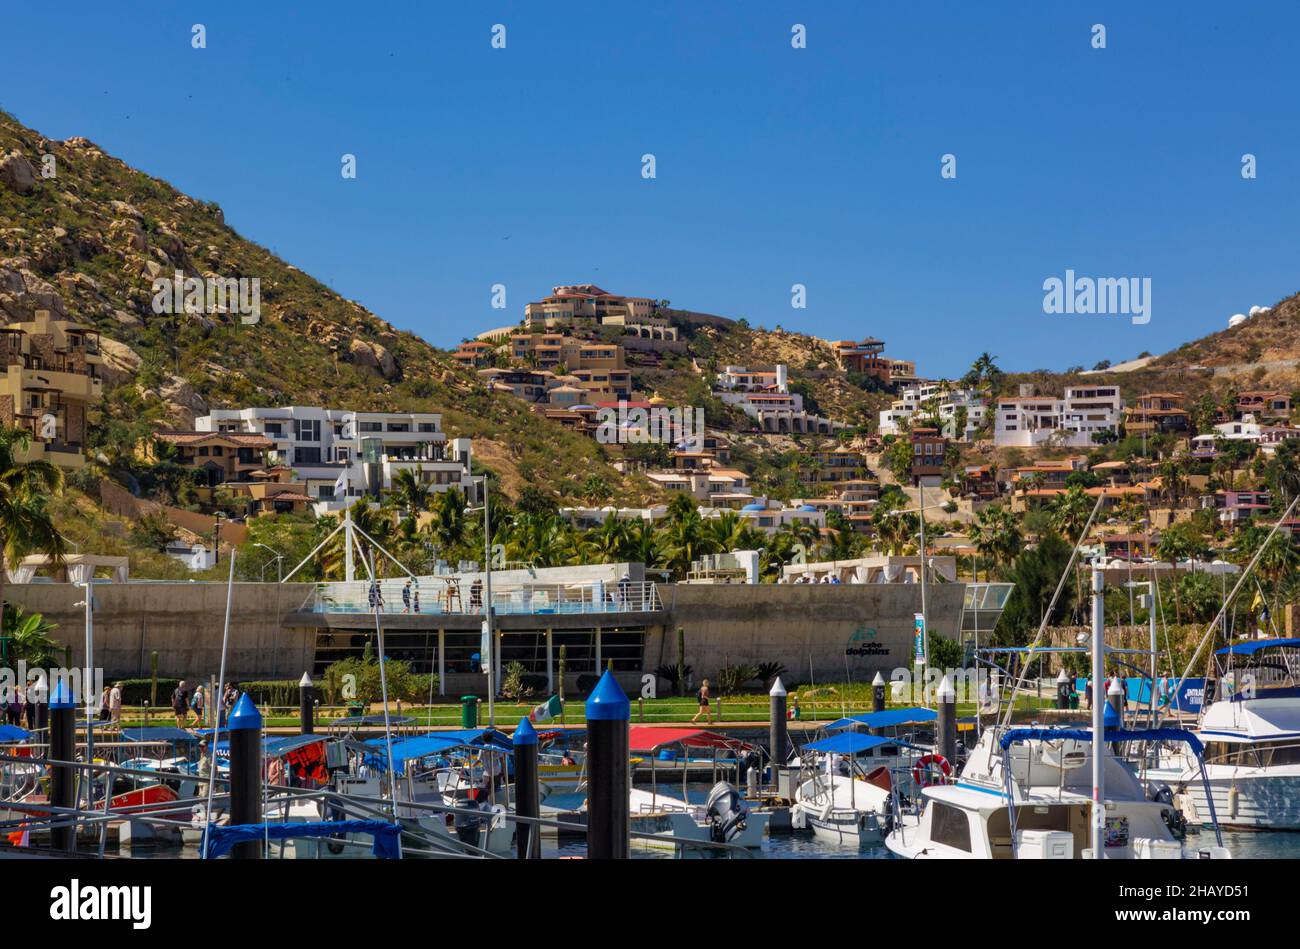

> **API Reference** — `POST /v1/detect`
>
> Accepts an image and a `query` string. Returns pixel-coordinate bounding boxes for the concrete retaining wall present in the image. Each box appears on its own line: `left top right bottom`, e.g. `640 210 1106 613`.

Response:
5 579 967 689
5 582 315 682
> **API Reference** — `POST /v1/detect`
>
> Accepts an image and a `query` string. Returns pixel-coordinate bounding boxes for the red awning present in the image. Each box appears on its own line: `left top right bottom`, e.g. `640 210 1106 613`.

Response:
627 727 755 753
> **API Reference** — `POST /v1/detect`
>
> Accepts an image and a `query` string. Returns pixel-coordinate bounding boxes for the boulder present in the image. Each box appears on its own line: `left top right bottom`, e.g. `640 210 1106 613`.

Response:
0 151 36 195
348 337 398 379
97 337 143 385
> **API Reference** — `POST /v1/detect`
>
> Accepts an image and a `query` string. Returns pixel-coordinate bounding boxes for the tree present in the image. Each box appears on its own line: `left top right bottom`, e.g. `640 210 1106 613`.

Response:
994 533 1077 645
0 428 67 628
1 603 59 666
969 504 1022 573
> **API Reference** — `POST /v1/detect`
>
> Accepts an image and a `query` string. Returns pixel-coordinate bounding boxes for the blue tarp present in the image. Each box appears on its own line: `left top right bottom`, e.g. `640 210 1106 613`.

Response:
121 727 198 744
436 728 514 750
803 732 898 755
1216 637 1300 656
824 706 936 732
202 820 401 859
998 726 1204 756
211 734 326 759
364 734 470 774
0 724 29 742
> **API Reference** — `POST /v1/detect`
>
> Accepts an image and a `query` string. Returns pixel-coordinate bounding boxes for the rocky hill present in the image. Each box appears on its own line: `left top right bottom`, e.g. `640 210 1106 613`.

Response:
0 109 645 502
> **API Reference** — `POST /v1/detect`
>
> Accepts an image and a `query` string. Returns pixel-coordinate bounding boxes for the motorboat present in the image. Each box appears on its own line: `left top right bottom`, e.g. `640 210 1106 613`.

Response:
885 724 1231 859
1144 638 1300 830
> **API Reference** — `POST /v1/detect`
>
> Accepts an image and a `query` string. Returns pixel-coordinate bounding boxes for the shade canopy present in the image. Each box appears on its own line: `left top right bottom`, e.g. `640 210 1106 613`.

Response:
627 727 756 754
120 727 199 744
998 726 1203 756
1216 637 1300 656
824 706 936 732
803 732 898 755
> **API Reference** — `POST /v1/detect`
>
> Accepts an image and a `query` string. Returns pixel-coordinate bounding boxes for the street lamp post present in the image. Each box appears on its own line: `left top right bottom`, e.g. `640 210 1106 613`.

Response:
253 543 284 583
884 494 948 680
466 476 495 726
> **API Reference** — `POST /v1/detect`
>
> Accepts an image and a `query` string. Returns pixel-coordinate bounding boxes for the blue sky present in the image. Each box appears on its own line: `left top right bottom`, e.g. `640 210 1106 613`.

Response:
4 2 1299 377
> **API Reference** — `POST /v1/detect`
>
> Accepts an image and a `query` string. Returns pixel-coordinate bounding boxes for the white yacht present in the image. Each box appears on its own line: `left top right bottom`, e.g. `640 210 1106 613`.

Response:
1147 638 1300 830
885 725 1231 859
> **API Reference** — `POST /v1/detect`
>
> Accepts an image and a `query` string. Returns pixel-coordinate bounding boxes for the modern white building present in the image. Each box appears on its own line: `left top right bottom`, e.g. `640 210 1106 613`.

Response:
714 364 847 435
196 407 477 509
994 385 1123 448
879 383 986 440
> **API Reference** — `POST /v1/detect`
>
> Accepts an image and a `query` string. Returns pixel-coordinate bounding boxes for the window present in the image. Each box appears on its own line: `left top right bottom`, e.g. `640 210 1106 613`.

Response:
359 421 383 433
295 447 322 464
929 802 971 852
264 423 283 436
295 419 321 442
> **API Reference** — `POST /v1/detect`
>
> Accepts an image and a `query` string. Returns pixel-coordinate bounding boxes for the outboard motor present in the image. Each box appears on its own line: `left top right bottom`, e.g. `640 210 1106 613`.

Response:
454 797 487 845
705 781 748 843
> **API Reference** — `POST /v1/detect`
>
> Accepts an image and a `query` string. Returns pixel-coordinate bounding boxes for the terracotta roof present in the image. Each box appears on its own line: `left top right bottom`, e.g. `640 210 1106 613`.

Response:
156 431 274 449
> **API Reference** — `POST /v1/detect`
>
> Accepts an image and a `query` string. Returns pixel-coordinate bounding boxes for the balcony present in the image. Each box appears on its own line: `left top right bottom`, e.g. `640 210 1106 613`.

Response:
305 578 663 617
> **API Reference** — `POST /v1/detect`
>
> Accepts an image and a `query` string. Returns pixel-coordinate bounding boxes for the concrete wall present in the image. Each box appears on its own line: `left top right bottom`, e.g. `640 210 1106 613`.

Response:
651 582 966 685
5 582 315 682
5 579 967 689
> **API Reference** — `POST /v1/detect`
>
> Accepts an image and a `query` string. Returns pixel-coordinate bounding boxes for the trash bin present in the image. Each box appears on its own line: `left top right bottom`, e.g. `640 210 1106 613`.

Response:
460 695 479 728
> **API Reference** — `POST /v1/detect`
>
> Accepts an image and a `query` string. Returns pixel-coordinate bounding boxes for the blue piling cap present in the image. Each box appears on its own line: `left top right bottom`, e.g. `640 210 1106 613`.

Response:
49 678 76 709
1102 702 1120 727
228 693 263 731
585 669 630 721
513 716 538 746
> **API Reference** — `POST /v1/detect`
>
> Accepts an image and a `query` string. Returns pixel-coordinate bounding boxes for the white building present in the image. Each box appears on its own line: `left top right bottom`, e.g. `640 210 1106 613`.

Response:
163 541 217 572
196 407 477 510
714 364 847 435
994 385 1123 448
879 383 986 440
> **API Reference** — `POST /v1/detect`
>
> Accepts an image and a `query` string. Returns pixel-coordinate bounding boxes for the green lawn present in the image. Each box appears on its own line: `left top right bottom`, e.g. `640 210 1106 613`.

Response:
110 688 1058 730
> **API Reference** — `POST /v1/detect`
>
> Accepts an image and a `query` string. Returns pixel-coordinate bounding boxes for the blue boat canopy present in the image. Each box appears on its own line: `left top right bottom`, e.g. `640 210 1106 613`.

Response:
0 724 29 742
364 734 472 774
803 732 899 755
998 726 1203 756
121 727 198 744
824 706 936 732
1216 637 1300 656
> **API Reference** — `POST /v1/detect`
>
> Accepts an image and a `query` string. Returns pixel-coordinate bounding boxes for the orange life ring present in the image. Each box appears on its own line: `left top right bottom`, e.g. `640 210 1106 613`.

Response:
912 753 952 787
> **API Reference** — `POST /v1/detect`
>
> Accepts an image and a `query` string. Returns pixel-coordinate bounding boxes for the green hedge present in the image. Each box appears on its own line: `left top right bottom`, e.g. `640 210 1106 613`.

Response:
116 678 180 706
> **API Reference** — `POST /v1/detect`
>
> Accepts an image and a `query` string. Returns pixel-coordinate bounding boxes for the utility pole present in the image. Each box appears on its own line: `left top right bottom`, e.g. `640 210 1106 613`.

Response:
1090 564 1105 860
480 476 496 726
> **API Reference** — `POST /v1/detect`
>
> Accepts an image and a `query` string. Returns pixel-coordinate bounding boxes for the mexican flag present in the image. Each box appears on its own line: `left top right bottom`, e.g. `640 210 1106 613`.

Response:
530 695 563 723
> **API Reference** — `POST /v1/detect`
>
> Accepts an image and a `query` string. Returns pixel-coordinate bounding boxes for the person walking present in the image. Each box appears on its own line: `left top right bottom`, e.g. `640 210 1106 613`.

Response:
690 678 713 725
190 685 206 727
172 680 190 728
401 580 412 614
109 682 123 729
98 685 111 721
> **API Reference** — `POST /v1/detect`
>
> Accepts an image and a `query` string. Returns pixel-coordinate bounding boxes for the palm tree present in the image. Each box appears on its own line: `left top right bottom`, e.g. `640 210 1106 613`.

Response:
427 487 467 554
583 513 632 564
969 504 1022 572
387 468 429 527
0 428 66 627
1 603 59 666
1050 485 1092 543
658 507 718 579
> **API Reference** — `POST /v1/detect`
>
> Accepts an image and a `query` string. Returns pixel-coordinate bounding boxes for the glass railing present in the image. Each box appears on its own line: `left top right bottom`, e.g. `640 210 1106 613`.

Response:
305 578 663 616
